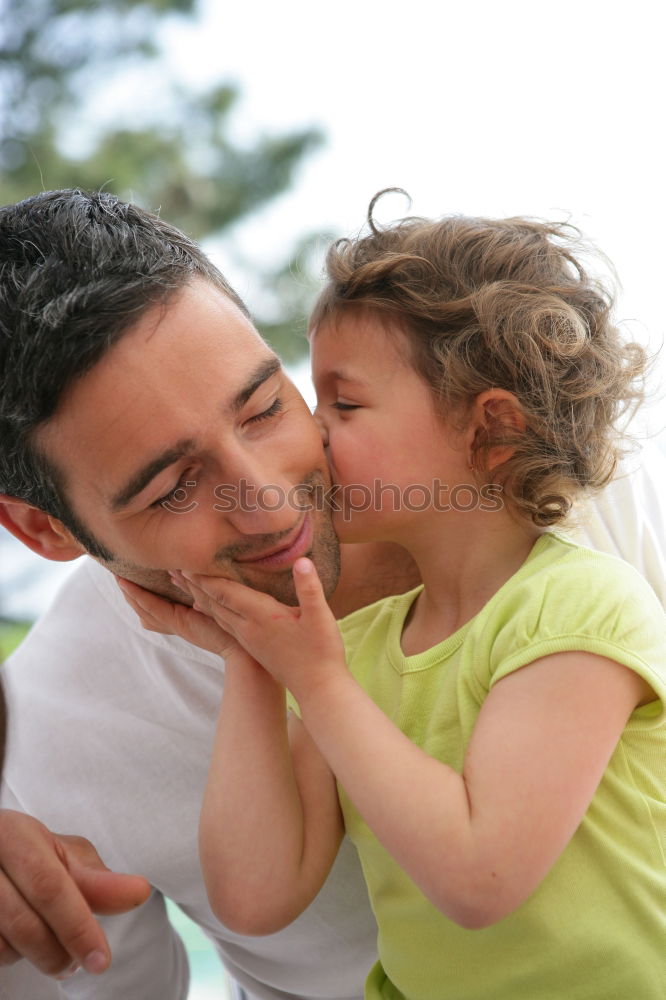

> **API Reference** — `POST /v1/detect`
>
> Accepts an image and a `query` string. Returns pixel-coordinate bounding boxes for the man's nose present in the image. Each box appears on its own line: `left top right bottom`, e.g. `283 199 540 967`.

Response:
219 469 302 536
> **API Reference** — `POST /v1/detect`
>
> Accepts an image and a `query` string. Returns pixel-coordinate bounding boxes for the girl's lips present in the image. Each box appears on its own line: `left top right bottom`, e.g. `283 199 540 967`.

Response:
234 516 313 570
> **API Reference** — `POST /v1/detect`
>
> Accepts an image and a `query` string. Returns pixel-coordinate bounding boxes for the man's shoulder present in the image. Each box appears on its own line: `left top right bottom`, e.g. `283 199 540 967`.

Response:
2 557 224 841
8 558 124 666
6 557 222 683
6 560 228 728
567 441 666 606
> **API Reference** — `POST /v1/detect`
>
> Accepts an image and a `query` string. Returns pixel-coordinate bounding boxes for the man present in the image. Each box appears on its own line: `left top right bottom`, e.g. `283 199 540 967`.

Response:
0 189 663 1000
0 188 420 1000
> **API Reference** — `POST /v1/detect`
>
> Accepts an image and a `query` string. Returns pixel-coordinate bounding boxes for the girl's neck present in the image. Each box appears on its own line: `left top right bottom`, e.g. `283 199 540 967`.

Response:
400 508 543 657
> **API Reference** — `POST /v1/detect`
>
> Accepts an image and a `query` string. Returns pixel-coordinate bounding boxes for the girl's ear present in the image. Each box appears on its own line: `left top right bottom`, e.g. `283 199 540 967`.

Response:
467 389 526 471
0 495 86 561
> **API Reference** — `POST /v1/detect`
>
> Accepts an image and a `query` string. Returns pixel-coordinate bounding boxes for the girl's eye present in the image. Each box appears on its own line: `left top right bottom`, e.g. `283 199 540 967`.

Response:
247 397 283 424
332 401 360 411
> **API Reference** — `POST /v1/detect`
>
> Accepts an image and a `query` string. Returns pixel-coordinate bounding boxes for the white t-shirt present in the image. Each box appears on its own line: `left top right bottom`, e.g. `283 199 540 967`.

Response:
1 444 664 1000
566 443 665 606
1 561 376 1000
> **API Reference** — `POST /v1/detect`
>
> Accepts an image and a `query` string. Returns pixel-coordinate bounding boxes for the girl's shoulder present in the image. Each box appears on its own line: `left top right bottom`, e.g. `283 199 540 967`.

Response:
524 531 662 604
482 532 666 709
494 530 664 634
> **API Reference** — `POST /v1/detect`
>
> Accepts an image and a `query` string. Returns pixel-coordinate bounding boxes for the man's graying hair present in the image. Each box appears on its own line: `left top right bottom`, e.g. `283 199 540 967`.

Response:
0 188 248 557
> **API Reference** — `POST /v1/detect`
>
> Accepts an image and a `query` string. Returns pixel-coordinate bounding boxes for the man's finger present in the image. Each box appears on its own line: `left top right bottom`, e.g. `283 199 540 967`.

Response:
0 812 111 975
0 812 150 977
61 837 151 916
0 934 21 968
0 856 104 977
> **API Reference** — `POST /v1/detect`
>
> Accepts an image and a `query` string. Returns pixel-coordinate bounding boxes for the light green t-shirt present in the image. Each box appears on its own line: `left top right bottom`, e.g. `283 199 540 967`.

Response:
338 533 666 1000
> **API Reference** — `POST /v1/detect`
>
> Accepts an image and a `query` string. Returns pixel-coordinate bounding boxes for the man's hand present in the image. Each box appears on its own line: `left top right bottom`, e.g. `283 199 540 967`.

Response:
0 810 150 978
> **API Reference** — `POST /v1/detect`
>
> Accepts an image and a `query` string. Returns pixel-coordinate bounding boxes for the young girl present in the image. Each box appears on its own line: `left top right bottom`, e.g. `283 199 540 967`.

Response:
123 199 666 999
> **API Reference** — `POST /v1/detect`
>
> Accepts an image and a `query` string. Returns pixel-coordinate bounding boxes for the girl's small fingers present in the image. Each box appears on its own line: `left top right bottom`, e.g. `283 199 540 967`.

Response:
123 598 173 635
141 620 171 635
293 558 328 616
120 579 179 620
117 576 237 658
118 587 157 624
116 579 141 605
168 569 189 590
168 573 219 615
180 573 247 620
117 578 180 634
184 584 215 616
168 571 227 620
116 577 158 609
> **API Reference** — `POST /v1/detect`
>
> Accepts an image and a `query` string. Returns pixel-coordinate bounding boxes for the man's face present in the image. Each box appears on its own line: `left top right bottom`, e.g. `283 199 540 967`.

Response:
36 280 339 605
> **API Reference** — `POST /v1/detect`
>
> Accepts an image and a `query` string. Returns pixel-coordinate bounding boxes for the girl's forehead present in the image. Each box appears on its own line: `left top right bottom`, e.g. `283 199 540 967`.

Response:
311 310 410 360
310 315 419 393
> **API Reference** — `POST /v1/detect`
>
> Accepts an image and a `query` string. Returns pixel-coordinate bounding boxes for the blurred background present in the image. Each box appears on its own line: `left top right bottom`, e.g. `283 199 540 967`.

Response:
1 1 664 994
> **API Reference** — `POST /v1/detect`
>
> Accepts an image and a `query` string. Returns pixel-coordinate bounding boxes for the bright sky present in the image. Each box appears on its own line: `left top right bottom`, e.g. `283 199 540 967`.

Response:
156 0 665 429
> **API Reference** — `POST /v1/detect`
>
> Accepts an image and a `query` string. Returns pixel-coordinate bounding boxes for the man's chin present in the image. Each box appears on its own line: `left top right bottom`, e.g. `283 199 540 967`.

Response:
108 562 301 607
100 509 340 608
231 563 301 606
232 545 340 607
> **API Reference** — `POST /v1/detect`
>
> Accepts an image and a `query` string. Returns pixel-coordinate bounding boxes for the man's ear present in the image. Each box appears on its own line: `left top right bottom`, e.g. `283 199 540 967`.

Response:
0 495 86 561
467 389 526 471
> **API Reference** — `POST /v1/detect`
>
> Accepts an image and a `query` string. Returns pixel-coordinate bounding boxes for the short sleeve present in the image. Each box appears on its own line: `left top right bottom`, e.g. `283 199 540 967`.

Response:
486 544 666 722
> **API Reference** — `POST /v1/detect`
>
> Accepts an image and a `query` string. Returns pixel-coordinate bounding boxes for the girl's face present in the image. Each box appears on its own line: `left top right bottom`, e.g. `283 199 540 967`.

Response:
310 311 471 544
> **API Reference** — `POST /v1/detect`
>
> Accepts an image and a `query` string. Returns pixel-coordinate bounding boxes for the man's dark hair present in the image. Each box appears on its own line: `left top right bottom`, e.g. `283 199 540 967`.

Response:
0 189 249 557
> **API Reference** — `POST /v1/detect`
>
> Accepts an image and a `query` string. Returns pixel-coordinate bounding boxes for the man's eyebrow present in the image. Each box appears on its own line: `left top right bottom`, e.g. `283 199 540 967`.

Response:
231 355 282 412
110 440 196 512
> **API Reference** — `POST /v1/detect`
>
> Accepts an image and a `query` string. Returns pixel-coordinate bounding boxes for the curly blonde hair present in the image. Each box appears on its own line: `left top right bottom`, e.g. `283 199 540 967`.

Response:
310 193 649 526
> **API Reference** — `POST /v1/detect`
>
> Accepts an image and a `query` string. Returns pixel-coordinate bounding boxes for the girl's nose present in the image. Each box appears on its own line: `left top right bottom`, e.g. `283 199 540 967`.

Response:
313 407 329 447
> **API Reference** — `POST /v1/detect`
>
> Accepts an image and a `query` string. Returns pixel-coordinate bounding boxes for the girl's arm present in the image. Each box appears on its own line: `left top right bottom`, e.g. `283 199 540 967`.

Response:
179 559 653 929
117 579 343 935
306 646 650 928
200 658 343 935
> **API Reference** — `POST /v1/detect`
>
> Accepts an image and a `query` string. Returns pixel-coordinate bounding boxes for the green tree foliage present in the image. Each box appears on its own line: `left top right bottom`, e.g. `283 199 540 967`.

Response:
0 0 325 358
